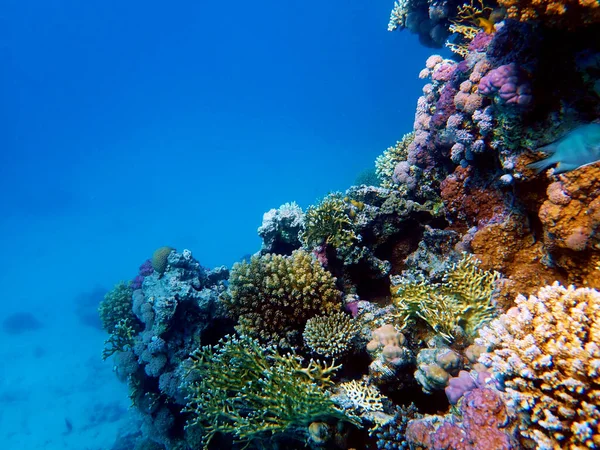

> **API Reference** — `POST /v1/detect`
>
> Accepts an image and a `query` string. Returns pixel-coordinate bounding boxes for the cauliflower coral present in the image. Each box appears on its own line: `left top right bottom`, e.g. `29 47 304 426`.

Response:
476 282 600 449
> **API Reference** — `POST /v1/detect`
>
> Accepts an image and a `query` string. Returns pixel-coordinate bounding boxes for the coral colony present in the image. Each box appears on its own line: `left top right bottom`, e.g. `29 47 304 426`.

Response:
100 2 600 449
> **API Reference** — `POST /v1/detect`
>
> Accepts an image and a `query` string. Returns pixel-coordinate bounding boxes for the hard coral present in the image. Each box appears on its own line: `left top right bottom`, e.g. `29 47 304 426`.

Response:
98 281 137 333
223 249 342 347
477 283 600 449
392 253 500 342
497 0 600 27
303 311 359 358
405 388 518 449
300 193 358 253
183 334 356 449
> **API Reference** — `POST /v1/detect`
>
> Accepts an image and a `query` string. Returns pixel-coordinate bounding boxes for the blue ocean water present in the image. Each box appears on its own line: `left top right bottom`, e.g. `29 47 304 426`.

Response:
0 1 430 448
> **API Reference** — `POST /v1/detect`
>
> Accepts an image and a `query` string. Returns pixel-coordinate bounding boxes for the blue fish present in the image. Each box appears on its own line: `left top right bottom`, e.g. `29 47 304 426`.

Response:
528 123 600 174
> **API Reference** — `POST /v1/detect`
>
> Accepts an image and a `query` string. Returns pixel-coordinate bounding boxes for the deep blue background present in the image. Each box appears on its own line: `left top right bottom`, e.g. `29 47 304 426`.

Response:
1 0 430 305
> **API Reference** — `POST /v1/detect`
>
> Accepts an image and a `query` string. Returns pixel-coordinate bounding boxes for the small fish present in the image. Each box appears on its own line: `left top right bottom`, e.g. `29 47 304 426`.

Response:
528 123 600 174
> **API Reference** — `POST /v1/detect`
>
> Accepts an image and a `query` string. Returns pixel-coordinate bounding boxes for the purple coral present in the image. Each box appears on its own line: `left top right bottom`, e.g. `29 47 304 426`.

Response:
478 63 532 107
445 369 495 405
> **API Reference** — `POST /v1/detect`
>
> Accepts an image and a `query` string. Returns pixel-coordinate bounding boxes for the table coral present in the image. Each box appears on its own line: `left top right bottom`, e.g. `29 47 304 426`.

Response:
223 249 342 347
477 283 600 449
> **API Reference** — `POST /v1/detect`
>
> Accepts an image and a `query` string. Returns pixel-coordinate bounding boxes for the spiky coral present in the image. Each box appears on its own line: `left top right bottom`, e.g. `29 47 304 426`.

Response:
300 193 358 252
222 250 342 347
477 283 600 449
102 318 136 360
303 311 359 358
183 334 358 448
392 253 500 342
375 133 414 189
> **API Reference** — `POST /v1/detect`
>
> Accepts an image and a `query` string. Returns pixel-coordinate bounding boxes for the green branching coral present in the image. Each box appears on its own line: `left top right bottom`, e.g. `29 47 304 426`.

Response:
375 133 414 189
98 281 137 333
300 193 358 251
102 318 136 360
222 250 342 347
183 334 359 449
392 253 500 342
303 312 360 358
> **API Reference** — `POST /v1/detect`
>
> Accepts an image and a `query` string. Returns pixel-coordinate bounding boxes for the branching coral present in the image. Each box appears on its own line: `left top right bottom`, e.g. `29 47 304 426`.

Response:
102 318 136 360
477 283 600 449
183 334 358 448
222 249 342 347
300 193 359 252
98 281 138 333
375 133 415 189
392 253 500 341
303 311 359 358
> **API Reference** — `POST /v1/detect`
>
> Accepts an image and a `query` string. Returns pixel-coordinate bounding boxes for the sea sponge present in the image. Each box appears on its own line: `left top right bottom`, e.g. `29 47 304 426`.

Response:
303 311 359 358
151 246 175 275
477 283 600 449
222 250 342 347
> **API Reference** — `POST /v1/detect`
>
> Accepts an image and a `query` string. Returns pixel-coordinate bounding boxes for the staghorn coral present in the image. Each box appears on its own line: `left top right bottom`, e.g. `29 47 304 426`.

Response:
477 283 600 449
183 334 358 448
303 311 360 358
300 193 359 253
222 249 342 347
102 318 136 360
98 281 138 333
392 253 500 342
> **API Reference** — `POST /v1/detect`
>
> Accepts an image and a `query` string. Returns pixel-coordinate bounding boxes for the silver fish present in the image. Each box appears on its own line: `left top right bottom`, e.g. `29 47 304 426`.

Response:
528 123 600 174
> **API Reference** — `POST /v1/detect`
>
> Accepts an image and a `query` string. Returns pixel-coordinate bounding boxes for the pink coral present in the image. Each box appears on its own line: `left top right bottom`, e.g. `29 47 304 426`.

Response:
478 64 532 106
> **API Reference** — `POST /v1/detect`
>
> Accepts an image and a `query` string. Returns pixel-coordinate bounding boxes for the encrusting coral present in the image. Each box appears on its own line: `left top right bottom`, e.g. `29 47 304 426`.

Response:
477 283 600 449
392 253 500 342
303 311 360 358
222 249 342 347
182 334 358 448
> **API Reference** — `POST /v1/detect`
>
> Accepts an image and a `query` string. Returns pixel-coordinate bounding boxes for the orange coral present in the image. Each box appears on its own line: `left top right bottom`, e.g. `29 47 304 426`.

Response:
498 0 600 27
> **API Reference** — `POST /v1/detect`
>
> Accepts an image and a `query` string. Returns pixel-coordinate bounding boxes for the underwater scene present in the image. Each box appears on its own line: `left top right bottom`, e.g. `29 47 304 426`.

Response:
2 0 600 449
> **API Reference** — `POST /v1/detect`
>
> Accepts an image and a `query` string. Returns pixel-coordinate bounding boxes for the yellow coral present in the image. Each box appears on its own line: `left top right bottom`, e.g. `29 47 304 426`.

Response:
300 193 358 251
223 250 342 347
477 283 600 449
303 312 359 358
392 253 500 342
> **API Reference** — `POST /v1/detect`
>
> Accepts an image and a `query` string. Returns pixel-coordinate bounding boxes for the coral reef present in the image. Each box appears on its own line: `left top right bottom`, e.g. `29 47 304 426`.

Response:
477 283 600 449
222 250 342 348
405 387 519 449
101 3 600 449
392 253 500 342
183 334 357 449
303 311 360 358
258 202 305 255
